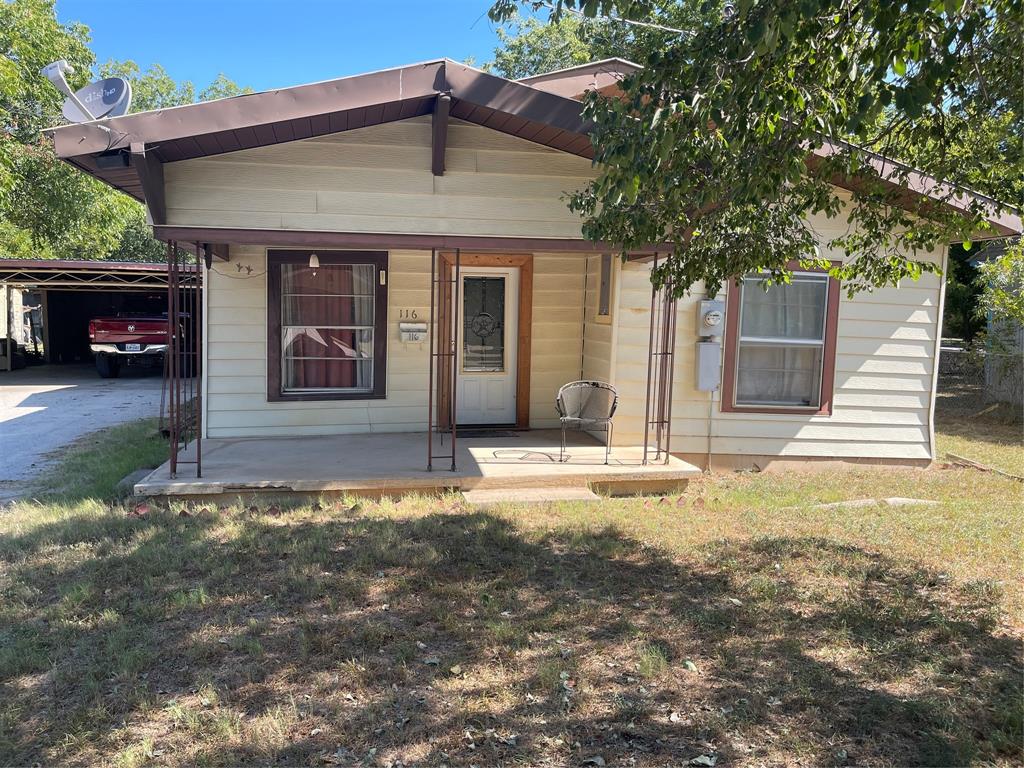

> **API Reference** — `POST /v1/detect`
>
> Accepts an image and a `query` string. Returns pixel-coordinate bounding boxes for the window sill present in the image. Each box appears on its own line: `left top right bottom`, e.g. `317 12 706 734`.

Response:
268 391 386 403
721 402 831 416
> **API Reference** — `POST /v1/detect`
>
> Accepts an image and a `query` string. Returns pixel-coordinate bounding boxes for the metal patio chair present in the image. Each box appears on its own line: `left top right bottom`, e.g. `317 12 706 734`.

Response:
555 380 618 464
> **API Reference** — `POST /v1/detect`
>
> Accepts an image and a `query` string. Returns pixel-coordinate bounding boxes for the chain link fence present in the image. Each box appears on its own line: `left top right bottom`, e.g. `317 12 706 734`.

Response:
937 340 1023 416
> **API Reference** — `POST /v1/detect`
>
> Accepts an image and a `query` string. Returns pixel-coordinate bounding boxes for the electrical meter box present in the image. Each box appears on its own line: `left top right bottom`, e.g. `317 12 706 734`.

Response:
697 299 726 338
399 322 427 343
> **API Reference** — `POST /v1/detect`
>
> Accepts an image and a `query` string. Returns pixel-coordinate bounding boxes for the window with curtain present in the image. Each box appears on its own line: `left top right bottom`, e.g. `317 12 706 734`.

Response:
734 273 830 408
268 251 387 400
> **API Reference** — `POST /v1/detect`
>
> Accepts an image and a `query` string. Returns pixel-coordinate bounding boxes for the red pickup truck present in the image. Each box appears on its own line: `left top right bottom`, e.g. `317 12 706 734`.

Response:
88 316 169 378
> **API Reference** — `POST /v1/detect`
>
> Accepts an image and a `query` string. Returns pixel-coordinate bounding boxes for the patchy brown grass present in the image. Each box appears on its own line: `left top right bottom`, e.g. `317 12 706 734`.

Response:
936 413 1024 477
1 484 1021 768
0 416 1021 767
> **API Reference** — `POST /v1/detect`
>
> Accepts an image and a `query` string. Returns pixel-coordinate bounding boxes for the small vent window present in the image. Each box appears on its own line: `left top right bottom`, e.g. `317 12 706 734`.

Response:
598 253 613 318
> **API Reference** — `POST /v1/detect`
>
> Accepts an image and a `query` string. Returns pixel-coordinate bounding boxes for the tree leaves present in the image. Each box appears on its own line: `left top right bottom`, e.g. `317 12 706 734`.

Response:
0 0 251 261
491 0 1021 295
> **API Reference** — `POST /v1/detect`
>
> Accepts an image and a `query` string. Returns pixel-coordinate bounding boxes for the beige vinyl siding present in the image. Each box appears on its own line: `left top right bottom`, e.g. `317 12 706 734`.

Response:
205 246 589 438
205 246 433 438
164 117 596 239
530 254 586 428
609 225 944 461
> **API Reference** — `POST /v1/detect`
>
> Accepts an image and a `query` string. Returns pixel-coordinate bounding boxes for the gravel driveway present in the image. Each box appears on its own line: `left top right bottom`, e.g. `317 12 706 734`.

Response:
0 364 164 501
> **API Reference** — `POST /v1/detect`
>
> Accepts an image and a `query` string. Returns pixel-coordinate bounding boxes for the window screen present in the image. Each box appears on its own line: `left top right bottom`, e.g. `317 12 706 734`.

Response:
268 251 387 400
280 263 376 392
734 274 829 407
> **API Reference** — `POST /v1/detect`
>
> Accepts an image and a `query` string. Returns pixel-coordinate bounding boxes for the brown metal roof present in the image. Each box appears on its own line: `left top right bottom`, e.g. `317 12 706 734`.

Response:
809 138 1021 238
47 59 596 202
518 58 642 99
0 258 191 290
47 57 1020 239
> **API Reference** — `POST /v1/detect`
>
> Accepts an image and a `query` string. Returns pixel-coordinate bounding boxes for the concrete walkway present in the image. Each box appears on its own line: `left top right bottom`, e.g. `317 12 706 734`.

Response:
0 364 164 501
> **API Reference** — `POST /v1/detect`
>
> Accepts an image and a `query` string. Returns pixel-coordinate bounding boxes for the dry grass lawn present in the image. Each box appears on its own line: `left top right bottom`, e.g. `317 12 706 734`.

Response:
0 417 1020 767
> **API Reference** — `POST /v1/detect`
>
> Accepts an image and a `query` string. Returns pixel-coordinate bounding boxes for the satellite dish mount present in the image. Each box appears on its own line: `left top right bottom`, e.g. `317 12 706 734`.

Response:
41 59 132 124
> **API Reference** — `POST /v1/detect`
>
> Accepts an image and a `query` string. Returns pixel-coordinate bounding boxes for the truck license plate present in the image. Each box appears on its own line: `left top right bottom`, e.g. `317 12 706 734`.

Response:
125 343 141 352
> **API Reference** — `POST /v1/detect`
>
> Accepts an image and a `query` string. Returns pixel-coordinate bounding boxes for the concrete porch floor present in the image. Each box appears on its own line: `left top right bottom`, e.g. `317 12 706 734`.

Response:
134 429 701 498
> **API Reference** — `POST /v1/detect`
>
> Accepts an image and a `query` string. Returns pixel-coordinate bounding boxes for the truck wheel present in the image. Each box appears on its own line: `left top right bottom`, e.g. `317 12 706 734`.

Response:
95 354 120 378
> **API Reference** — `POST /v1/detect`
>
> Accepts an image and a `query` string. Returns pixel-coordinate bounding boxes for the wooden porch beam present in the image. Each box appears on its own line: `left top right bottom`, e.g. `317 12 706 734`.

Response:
129 142 166 226
153 225 666 255
203 242 230 263
168 241 229 262
431 93 451 176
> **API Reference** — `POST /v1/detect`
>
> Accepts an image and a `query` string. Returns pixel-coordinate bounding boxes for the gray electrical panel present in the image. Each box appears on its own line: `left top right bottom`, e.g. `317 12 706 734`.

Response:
697 299 726 337
696 341 721 392
695 298 726 391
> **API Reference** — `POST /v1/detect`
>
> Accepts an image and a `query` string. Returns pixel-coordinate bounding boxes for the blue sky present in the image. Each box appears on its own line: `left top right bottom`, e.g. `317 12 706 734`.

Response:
56 0 510 93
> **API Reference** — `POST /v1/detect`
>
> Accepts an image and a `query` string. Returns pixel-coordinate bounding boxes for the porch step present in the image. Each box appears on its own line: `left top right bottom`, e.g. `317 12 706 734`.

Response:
461 486 601 507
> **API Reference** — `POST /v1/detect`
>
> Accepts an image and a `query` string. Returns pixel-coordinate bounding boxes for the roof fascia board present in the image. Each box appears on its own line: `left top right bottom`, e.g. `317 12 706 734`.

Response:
809 140 1021 237
517 58 641 99
445 61 595 135
51 61 448 158
150 225 667 254
0 258 172 271
517 57 642 83
49 59 596 161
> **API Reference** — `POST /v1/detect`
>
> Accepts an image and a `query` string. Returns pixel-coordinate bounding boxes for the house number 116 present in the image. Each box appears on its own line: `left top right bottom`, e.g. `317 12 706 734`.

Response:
398 309 418 319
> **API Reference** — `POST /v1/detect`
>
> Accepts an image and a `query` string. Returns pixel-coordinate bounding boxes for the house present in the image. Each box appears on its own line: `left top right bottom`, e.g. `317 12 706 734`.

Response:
47 59 1022 497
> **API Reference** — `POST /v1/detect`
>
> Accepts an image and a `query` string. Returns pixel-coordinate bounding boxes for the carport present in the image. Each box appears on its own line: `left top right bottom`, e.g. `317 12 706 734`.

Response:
0 259 180 371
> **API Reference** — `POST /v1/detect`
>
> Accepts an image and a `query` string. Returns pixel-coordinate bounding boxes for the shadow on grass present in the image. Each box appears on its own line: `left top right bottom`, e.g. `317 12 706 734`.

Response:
1 506 1020 767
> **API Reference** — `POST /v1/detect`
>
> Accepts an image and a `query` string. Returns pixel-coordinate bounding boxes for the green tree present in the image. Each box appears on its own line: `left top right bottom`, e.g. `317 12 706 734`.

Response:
99 61 253 111
99 60 195 111
0 1 250 261
108 213 168 262
0 0 125 259
0 0 92 144
977 239 1024 325
489 13 621 77
199 72 253 102
490 0 1022 296
942 243 985 341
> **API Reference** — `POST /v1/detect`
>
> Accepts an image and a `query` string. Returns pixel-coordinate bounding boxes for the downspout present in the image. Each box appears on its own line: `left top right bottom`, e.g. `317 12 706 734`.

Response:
927 244 950 463
201 253 211 441
579 256 590 380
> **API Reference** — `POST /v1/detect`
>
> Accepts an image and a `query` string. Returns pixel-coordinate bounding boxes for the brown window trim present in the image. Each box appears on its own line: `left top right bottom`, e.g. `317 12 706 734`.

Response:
267 249 388 402
721 262 841 416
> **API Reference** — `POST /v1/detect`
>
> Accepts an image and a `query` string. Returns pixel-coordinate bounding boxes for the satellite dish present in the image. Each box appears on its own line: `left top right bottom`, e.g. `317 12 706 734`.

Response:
62 78 132 122
40 60 132 123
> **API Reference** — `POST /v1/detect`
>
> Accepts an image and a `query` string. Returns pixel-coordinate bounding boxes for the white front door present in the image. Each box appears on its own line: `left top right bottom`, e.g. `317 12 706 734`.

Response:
456 266 519 425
